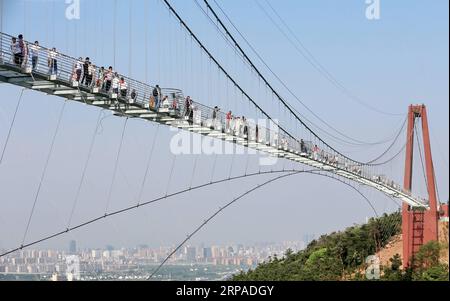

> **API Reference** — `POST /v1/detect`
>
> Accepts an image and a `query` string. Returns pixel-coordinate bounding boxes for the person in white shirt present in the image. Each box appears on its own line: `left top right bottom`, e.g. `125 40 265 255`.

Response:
86 62 95 86
30 41 40 70
119 77 128 98
48 47 58 75
74 57 83 81
104 66 113 92
96 66 105 89
111 72 120 94
234 117 241 136
230 116 236 135
10 37 21 65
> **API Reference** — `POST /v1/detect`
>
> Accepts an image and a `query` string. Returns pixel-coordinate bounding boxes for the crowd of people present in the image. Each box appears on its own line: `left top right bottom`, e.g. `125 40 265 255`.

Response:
6 35 356 168
10 35 57 74
9 34 140 103
71 59 138 104
10 35 30 69
9 33 182 111
182 101 253 140
7 34 304 152
4 34 407 194
181 98 314 155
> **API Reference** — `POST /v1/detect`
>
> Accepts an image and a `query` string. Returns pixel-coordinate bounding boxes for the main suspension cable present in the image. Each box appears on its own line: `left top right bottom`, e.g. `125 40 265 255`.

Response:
365 116 407 164
205 0 401 146
162 0 401 167
257 0 403 117
194 0 378 149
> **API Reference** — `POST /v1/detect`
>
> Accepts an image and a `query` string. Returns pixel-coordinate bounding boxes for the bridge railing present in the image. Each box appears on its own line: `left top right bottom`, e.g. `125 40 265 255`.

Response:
0 32 160 108
0 32 422 205
0 33 349 163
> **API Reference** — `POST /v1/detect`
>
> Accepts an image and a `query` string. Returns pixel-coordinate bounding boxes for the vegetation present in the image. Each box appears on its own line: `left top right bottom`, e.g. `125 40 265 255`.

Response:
381 241 449 281
232 212 449 281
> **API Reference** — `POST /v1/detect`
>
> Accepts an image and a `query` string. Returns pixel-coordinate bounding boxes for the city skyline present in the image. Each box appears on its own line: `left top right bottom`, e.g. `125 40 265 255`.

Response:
0 239 306 280
1 237 317 254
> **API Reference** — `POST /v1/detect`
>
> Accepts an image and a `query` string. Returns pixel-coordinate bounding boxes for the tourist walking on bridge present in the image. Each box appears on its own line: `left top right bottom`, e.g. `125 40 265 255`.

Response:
86 62 95 87
242 117 248 139
226 111 232 132
10 37 22 66
313 144 320 160
18 34 28 68
300 139 306 153
153 85 162 109
119 77 128 98
104 66 113 92
81 57 90 85
212 106 220 129
130 89 137 103
184 96 192 118
112 72 120 94
30 41 40 70
96 66 105 89
48 47 58 75
74 57 83 82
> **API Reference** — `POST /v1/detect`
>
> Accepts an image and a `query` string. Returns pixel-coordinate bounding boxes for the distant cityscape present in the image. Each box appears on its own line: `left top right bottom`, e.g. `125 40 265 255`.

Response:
0 236 315 281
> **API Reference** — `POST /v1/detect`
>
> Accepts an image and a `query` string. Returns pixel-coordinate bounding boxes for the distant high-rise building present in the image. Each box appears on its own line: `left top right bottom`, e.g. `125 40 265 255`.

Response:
211 246 221 259
202 247 212 259
102 250 111 258
197 245 205 259
91 250 101 259
69 240 77 254
185 246 196 262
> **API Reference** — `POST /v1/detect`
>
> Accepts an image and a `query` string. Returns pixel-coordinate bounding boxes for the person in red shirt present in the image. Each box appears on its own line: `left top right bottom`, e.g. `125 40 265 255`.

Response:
226 111 232 132
313 144 320 160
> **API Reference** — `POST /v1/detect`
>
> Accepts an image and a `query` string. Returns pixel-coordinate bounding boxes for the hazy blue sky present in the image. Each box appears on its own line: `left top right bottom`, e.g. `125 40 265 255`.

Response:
0 0 448 252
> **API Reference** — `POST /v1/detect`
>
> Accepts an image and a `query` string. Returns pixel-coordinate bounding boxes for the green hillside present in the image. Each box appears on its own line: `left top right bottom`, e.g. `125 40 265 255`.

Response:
232 212 449 281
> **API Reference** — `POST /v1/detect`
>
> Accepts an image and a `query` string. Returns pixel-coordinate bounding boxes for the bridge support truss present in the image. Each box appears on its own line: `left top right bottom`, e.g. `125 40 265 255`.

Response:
402 104 440 268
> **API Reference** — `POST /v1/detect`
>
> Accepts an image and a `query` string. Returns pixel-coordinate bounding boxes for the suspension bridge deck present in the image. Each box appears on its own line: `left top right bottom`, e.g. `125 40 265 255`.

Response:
0 32 427 209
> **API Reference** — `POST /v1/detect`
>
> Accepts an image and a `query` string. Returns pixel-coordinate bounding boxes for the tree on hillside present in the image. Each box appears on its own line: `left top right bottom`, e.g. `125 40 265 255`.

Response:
299 248 343 281
412 241 449 281
382 254 404 281
231 212 412 281
381 242 449 281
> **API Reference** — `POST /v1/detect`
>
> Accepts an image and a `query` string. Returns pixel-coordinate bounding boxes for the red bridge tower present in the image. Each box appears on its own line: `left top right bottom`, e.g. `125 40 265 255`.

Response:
402 104 442 268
